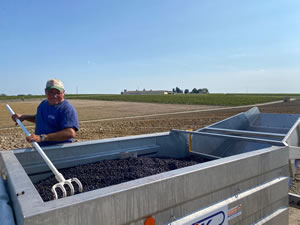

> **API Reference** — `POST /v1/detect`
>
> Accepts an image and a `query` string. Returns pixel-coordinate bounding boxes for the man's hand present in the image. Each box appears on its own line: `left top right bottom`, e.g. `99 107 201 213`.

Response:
26 134 43 143
11 113 23 125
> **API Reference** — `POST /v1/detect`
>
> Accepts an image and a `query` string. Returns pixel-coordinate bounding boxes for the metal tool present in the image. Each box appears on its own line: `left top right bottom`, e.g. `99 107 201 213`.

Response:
6 104 83 200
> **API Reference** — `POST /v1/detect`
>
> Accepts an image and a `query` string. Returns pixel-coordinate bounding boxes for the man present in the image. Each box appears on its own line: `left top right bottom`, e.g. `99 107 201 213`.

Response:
12 79 79 146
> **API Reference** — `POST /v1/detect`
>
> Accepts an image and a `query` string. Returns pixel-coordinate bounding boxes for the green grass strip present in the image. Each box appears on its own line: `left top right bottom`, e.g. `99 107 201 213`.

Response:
1 93 298 106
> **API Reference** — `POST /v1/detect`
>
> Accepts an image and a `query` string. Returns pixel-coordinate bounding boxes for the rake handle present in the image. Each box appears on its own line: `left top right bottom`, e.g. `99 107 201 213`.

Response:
6 104 66 183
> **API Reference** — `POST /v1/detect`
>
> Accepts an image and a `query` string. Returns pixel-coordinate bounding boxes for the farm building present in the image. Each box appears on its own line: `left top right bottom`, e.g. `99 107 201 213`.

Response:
121 89 171 95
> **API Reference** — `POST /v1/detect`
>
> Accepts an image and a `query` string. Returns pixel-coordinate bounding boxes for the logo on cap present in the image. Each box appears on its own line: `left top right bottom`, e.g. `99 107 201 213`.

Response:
46 79 64 91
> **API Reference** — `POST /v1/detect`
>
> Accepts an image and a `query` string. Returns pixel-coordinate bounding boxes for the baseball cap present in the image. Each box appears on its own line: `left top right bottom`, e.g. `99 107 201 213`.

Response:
45 79 64 91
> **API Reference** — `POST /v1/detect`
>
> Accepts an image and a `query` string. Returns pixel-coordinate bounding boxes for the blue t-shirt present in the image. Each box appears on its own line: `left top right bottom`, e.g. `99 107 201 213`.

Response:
35 100 79 146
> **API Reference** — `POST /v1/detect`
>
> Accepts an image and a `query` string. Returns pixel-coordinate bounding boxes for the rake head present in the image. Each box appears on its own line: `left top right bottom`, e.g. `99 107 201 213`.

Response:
51 178 83 200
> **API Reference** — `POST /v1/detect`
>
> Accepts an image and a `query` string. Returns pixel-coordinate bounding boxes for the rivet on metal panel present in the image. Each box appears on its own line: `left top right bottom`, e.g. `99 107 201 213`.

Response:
170 215 176 221
235 188 241 198
16 191 25 197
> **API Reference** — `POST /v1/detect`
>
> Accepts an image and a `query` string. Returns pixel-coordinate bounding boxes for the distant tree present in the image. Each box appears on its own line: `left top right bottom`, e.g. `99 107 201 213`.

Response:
191 88 199 94
184 89 189 94
172 88 176 93
0 93 6 96
198 89 202 93
175 87 183 93
201 88 209 94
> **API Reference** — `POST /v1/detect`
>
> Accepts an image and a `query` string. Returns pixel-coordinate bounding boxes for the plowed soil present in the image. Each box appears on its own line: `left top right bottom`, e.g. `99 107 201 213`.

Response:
1 99 299 222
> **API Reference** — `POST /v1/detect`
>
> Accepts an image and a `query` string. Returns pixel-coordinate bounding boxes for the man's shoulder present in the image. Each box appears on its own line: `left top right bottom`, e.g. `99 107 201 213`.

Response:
61 100 74 107
38 99 48 107
60 100 76 111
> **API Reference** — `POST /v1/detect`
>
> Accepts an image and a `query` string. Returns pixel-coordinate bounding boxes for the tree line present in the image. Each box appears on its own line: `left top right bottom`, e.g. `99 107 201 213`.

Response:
172 87 209 94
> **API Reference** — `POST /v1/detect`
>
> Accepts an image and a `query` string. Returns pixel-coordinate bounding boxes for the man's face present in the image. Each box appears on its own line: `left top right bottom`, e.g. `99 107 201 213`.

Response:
45 88 65 105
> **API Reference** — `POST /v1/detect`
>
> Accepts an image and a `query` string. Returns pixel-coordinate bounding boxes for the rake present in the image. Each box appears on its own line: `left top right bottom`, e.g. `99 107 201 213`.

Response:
6 104 83 200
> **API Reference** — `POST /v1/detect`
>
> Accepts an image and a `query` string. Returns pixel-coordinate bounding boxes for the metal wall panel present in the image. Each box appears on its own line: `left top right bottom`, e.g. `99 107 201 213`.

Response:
1 144 288 225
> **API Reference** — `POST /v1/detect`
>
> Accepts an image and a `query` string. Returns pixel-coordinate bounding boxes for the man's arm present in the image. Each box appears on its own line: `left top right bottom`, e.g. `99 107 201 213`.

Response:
12 114 36 123
26 128 76 143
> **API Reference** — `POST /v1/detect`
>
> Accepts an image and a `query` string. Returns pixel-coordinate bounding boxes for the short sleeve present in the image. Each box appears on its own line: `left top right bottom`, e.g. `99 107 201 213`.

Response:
60 103 79 131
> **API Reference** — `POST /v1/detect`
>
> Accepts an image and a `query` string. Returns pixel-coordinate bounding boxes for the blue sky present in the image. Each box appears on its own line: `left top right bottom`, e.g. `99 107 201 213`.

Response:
1 0 299 95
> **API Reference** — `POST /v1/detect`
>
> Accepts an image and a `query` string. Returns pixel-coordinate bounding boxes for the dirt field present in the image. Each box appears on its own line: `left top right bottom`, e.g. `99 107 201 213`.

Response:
0 99 300 223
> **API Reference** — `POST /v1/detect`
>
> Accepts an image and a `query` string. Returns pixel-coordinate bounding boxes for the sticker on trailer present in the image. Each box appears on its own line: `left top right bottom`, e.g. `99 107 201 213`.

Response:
169 205 228 225
228 204 242 221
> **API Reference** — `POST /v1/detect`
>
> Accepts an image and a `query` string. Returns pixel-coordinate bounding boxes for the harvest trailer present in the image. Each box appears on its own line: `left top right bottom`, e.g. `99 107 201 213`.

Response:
1 107 299 225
